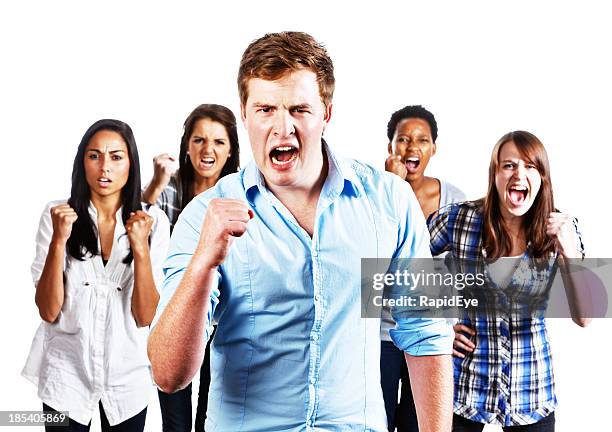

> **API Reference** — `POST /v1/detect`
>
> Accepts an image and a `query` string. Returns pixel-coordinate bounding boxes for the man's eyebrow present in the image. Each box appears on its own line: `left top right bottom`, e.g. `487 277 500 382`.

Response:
252 102 275 107
290 103 312 109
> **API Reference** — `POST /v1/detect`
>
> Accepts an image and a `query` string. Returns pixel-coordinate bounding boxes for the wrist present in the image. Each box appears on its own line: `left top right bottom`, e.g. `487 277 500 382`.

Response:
50 235 68 249
130 243 150 260
191 249 219 273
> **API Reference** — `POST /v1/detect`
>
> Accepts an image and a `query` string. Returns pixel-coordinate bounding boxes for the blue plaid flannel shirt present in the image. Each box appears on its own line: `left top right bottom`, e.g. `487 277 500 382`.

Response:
428 201 584 426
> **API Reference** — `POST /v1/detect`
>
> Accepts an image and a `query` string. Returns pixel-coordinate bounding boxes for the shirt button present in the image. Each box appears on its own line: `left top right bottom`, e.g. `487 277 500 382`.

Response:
312 249 318 257
314 294 320 302
310 377 315 384
312 334 319 342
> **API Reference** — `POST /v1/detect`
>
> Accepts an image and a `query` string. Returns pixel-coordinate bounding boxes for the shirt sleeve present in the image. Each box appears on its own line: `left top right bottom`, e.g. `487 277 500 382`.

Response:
31 201 65 287
147 206 170 291
150 196 220 344
388 178 454 356
572 216 585 258
427 206 452 257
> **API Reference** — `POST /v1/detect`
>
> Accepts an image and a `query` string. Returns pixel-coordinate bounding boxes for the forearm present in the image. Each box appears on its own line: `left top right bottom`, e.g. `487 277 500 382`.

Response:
148 253 216 393
35 240 66 323
131 249 160 327
142 179 166 205
559 256 592 327
405 353 453 432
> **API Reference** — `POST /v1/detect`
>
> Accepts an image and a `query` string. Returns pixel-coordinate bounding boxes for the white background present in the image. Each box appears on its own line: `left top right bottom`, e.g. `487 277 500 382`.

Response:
1 1 610 431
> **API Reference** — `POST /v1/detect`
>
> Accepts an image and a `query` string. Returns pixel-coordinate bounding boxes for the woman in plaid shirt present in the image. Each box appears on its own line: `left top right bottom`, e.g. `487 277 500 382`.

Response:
142 104 241 432
427 130 590 431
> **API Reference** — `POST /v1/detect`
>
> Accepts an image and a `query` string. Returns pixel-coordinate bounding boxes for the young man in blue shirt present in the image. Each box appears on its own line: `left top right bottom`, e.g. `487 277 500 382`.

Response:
149 31 454 432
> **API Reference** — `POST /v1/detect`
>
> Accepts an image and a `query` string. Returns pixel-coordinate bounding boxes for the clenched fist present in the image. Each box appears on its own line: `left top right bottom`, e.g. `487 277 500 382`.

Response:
385 155 407 180
196 199 254 269
126 210 154 255
50 204 78 244
152 153 177 188
546 212 582 259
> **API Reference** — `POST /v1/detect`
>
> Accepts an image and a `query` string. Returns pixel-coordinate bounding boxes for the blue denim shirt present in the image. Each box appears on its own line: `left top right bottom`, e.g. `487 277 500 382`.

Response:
154 143 453 432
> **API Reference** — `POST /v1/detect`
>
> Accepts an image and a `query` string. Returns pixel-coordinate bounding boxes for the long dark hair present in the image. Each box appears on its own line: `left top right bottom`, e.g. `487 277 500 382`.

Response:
67 119 143 263
479 130 556 260
176 104 240 210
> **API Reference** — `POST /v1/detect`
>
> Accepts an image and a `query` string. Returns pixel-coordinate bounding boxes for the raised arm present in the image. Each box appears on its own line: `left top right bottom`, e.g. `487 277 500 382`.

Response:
148 198 252 393
34 204 77 323
142 153 176 204
127 209 170 327
547 212 591 327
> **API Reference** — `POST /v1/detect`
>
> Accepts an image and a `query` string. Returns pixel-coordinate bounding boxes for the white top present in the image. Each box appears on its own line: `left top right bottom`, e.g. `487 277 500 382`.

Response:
22 200 170 426
381 179 466 342
486 255 523 288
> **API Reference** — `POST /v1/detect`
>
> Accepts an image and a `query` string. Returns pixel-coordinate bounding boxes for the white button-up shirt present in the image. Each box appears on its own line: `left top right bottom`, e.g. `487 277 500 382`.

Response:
23 200 169 426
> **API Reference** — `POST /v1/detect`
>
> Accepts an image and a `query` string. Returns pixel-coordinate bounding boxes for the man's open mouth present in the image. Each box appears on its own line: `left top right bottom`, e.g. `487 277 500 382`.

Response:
270 145 298 167
508 185 528 205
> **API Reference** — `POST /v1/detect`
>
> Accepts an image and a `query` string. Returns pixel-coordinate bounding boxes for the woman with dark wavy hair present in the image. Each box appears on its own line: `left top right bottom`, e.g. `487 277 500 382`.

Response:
427 131 589 432
142 104 240 432
23 119 170 431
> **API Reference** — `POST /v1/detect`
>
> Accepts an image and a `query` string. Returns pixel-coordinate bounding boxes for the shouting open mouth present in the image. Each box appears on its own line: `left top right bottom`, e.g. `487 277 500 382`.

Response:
270 145 298 170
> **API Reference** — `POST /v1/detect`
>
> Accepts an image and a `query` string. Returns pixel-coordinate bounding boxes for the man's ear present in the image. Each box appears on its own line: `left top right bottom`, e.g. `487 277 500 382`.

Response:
432 142 437 156
240 104 247 124
324 103 333 123
388 142 393 155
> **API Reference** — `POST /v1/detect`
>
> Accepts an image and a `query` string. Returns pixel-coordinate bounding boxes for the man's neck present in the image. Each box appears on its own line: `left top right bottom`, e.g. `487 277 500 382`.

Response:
272 157 327 209
267 153 328 237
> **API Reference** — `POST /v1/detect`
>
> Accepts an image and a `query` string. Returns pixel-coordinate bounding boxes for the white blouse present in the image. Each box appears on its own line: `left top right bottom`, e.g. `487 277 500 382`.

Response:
22 200 170 426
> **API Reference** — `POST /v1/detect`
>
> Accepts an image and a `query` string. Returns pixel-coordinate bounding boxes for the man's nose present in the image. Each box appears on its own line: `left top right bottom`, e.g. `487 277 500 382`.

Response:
272 110 295 137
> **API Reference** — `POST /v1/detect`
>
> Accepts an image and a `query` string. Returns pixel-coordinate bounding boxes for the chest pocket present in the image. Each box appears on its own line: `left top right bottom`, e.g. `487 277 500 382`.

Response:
56 276 94 335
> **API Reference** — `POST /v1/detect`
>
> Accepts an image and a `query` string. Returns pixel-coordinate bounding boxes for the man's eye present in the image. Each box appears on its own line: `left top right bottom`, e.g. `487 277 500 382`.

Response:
258 107 272 113
398 137 407 143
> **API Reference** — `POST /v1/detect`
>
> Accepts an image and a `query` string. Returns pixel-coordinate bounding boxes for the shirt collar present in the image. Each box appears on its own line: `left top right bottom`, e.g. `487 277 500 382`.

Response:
243 139 360 204
87 201 124 223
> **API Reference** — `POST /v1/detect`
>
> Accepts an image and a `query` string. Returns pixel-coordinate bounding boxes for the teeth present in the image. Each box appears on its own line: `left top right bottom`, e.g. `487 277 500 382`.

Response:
202 158 214 163
271 152 297 165
510 185 527 191
275 146 294 152
407 157 420 162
